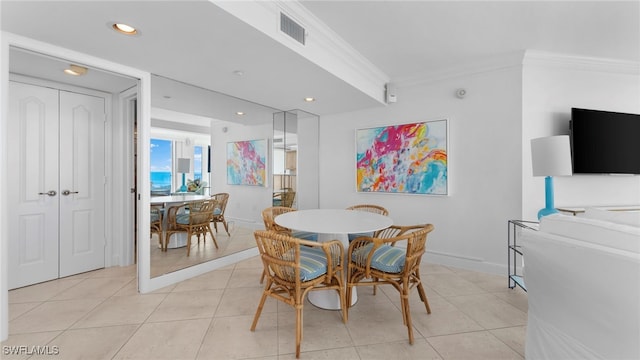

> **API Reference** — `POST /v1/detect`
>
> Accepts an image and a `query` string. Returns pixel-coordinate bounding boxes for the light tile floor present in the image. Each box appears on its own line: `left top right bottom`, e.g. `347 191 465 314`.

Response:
150 224 256 278
4 234 528 360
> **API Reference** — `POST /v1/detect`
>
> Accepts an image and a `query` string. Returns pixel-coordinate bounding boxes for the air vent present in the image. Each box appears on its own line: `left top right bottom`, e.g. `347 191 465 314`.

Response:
280 12 305 45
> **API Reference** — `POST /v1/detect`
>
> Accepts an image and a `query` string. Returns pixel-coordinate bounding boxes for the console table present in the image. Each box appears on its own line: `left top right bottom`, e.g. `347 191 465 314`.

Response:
557 205 640 216
507 219 538 291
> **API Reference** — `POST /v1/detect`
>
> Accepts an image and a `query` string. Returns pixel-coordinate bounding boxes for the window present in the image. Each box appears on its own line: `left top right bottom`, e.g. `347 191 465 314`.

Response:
150 138 172 195
194 145 202 181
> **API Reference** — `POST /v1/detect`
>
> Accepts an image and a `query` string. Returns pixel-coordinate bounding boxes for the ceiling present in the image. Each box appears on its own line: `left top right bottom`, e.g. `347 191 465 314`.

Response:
2 1 638 119
303 1 640 81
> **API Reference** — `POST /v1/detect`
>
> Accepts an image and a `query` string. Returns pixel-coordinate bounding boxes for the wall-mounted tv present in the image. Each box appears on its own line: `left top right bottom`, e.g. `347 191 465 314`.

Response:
570 108 640 175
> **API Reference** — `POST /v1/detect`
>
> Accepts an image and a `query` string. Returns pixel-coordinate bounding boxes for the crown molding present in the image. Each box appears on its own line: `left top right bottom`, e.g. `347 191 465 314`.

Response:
394 51 526 89
395 49 640 89
522 50 640 75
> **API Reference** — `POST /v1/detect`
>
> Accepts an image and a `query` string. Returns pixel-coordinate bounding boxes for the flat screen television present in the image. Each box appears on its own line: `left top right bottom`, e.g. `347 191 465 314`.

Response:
570 108 640 175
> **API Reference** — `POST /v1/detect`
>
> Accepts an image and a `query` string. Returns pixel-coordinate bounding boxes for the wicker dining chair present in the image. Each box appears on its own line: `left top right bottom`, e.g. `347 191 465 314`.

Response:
281 190 296 208
345 204 390 241
260 206 319 283
150 204 164 251
262 206 296 234
210 193 230 235
251 230 346 358
165 199 219 256
345 204 389 216
346 223 435 343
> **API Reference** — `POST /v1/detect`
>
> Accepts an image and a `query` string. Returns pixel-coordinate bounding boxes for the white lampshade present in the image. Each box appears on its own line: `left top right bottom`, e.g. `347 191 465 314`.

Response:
177 158 190 173
531 135 573 177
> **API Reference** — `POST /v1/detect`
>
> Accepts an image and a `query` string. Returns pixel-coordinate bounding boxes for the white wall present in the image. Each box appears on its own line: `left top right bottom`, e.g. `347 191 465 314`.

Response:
318 66 523 274
295 112 320 210
522 53 640 220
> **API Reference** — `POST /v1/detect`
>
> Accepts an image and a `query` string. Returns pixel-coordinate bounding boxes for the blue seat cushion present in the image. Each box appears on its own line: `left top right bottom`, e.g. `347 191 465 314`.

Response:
176 213 190 225
282 246 328 281
292 231 318 241
348 232 374 242
213 208 222 215
352 243 405 273
150 213 161 222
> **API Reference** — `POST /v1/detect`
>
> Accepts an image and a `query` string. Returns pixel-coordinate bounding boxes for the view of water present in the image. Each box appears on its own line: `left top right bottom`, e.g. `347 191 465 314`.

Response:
151 171 172 187
150 171 204 195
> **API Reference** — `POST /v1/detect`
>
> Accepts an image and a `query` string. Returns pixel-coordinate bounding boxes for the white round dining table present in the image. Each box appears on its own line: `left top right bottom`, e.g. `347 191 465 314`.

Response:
275 208 393 310
150 194 208 248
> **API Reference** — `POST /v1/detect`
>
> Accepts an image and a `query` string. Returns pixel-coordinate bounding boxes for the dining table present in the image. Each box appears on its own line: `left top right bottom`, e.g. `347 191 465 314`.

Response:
150 194 208 248
275 208 393 310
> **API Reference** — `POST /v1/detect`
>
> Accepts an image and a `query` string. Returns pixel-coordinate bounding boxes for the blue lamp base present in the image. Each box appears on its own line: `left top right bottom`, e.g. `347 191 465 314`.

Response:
178 173 187 192
537 207 559 219
537 176 558 220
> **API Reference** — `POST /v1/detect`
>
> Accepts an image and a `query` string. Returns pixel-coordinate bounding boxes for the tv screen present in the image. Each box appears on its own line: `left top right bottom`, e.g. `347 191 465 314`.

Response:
570 108 640 175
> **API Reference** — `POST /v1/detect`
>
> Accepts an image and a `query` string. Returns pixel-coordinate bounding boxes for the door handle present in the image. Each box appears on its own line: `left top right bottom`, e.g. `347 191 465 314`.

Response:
38 190 57 196
62 190 79 196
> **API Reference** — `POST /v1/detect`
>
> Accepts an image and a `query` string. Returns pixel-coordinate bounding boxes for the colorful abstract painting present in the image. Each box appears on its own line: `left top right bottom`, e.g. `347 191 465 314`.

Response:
356 120 448 195
227 139 267 186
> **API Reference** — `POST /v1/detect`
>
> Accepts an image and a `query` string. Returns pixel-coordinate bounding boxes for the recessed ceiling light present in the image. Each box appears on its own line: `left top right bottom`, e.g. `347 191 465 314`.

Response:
112 23 138 35
163 95 172 99
63 64 88 76
236 111 245 116
304 97 315 102
233 70 244 76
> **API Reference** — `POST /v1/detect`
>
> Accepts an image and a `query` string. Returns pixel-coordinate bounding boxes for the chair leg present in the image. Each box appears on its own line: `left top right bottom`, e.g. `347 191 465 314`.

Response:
250 286 270 331
296 305 302 358
208 225 219 249
223 220 230 235
345 283 351 321
164 232 172 252
401 286 414 344
416 281 432 314
259 270 266 284
339 282 347 324
186 232 192 256
345 267 353 321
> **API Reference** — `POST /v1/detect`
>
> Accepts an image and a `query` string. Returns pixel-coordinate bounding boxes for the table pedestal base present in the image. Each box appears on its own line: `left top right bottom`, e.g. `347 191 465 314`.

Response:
308 288 357 310
165 233 187 249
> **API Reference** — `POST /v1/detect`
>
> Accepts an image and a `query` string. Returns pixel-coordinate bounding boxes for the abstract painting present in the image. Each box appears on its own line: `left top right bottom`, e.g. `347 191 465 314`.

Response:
356 119 448 195
227 139 267 186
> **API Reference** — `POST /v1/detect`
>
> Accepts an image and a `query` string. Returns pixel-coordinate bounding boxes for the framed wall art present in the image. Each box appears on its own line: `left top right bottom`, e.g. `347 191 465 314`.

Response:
226 139 267 186
356 119 448 195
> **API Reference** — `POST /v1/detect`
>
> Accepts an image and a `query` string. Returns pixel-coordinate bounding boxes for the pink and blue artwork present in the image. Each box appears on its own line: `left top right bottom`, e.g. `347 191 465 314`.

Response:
356 120 448 195
227 139 267 186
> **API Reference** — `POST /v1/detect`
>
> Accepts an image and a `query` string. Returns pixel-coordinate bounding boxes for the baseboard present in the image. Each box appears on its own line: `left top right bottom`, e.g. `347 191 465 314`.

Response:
424 250 507 276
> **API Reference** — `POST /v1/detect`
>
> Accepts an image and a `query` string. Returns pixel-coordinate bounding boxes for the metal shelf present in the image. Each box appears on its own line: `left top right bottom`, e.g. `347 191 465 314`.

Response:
508 219 538 291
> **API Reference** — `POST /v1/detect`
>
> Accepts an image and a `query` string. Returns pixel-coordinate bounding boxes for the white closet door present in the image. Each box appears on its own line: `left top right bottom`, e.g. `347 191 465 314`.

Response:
8 82 60 289
58 90 106 277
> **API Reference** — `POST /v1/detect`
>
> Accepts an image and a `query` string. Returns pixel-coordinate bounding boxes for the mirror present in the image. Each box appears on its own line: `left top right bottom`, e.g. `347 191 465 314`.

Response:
149 74 281 278
273 110 320 210
273 111 298 208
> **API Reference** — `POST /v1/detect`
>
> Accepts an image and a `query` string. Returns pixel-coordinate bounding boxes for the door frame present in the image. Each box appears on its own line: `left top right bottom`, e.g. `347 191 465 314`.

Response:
118 87 138 267
0 32 151 342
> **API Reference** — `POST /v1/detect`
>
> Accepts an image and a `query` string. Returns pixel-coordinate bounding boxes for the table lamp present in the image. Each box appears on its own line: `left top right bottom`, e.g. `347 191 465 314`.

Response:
531 135 573 219
177 158 190 192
